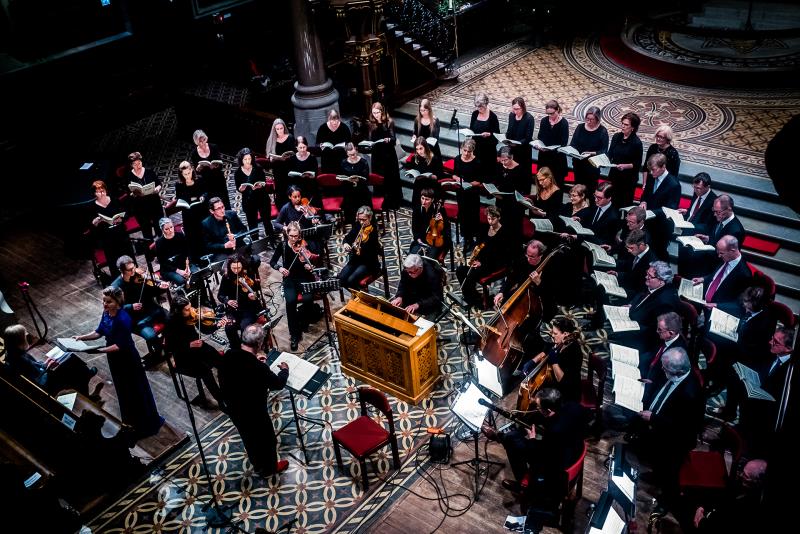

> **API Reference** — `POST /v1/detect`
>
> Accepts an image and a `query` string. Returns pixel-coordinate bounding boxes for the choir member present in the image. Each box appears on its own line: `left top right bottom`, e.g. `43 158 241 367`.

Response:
536 99 569 185
569 106 608 194
607 112 643 209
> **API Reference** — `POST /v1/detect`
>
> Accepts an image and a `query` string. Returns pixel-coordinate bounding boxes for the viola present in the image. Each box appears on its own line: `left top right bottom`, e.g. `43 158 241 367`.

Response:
352 222 373 256
298 198 318 218
292 239 313 264
425 200 445 248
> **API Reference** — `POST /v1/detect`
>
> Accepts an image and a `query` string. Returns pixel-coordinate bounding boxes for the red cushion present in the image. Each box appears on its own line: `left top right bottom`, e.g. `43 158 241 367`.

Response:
372 197 384 211
322 197 344 211
479 268 506 285
633 187 643 201
679 197 692 210
564 171 575 183
522 217 535 240
270 204 279 218
94 249 107 266
479 205 488 224
580 380 599 409
443 202 459 218
531 163 538 175
679 450 727 489
565 443 587 481
333 415 389 456
742 235 780 255
443 159 455 172
124 216 140 233
405 154 414 164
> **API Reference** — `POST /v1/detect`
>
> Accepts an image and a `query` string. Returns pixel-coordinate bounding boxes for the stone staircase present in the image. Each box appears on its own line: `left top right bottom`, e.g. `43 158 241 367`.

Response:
390 102 800 312
384 22 451 80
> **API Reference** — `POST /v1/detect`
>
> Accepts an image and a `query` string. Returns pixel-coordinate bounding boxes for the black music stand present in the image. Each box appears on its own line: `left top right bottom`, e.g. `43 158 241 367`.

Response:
450 381 504 501
300 277 341 359
188 260 225 308
266 349 331 465
301 223 333 268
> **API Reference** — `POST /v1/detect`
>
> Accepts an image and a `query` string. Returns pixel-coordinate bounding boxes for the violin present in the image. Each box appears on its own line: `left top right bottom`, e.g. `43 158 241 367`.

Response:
467 242 485 266
298 198 318 218
352 221 373 256
186 305 220 332
237 273 256 294
292 239 313 264
425 200 445 248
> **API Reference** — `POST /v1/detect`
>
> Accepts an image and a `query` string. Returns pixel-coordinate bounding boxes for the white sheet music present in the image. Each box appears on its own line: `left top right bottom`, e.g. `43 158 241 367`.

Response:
613 374 644 412
559 215 594 235
583 242 616 268
414 317 435 336
451 382 491 432
475 356 503 398
530 217 554 232
662 206 694 234
603 306 640 333
612 360 641 381
592 271 626 298
589 504 626 534
270 352 318 392
677 235 715 251
56 337 103 352
709 307 740 342
679 278 707 305
57 392 77 411
609 343 639 367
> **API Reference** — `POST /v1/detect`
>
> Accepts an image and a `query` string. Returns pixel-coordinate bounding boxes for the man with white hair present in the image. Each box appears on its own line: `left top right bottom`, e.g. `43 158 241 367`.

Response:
390 254 443 316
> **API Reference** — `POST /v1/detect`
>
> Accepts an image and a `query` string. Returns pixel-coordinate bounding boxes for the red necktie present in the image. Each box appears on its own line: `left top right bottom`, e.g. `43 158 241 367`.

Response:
649 344 666 369
705 263 728 301
689 197 702 220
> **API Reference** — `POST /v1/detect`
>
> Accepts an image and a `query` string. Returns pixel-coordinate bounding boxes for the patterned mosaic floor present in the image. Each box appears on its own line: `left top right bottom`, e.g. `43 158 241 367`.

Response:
417 35 800 179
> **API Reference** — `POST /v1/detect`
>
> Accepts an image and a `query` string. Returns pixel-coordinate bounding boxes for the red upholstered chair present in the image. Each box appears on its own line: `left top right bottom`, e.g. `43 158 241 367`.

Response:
316 173 344 224
522 441 588 529
749 266 776 298
90 248 108 287
332 386 400 490
368 172 394 236
438 178 461 244
767 300 796 327
354 244 391 299
698 337 717 384
442 158 455 173
580 353 607 418
479 268 508 309
679 425 744 504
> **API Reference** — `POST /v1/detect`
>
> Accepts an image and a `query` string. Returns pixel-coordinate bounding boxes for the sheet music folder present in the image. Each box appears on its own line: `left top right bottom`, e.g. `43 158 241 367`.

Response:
266 349 330 399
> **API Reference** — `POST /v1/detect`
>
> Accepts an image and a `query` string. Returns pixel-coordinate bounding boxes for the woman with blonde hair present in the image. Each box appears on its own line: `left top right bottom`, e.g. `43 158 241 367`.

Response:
469 92 500 178
641 124 680 189
533 167 564 220
189 129 229 208
265 118 295 199
536 99 570 185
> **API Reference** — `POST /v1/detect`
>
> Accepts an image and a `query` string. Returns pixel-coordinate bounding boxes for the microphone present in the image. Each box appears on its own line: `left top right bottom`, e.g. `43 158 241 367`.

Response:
444 289 468 309
478 398 492 408
449 108 458 129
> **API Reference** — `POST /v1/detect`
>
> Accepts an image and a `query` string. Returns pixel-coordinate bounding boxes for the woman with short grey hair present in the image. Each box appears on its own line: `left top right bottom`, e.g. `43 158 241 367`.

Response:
469 92 500 178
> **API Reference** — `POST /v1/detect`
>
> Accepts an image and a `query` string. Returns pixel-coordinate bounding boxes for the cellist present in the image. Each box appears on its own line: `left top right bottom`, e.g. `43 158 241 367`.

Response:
409 188 450 260
338 206 381 290
456 205 511 309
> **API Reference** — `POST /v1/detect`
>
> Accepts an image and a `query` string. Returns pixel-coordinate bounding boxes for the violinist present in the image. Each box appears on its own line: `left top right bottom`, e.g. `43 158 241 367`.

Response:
456 205 510 309
201 197 247 262
390 254 444 318
217 254 264 350
164 296 225 409
272 185 323 255
155 217 192 286
410 188 450 261
269 221 319 351
339 206 381 290
112 255 169 366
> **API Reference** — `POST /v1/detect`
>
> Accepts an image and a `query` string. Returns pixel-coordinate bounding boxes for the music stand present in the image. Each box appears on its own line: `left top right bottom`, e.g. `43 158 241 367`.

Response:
266 349 331 464
300 277 341 359
301 223 333 268
188 260 225 308
450 381 504 500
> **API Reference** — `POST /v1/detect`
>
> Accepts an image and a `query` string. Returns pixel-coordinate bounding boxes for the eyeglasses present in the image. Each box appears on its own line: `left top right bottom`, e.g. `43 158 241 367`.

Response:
287 233 300 239
124 265 136 272
645 273 657 279
212 205 225 211
655 134 667 140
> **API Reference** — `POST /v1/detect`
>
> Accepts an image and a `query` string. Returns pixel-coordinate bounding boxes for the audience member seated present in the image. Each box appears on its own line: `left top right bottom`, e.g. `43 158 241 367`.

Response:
693 459 767 534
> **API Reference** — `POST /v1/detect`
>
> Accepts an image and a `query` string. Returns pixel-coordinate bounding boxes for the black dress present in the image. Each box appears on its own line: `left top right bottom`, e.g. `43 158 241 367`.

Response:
287 154 320 208
414 117 441 159
569 124 609 193
316 123 351 174
453 156 483 244
506 111 535 189
234 164 271 234
175 179 208 262
155 231 190 285
469 110 500 180
607 132 643 209
409 154 444 208
370 121 401 209
125 168 162 240
536 116 569 185
340 157 373 225
93 197 134 280
642 143 681 184
456 224 511 306
270 134 296 202
495 163 526 247
190 143 229 209
338 224 381 290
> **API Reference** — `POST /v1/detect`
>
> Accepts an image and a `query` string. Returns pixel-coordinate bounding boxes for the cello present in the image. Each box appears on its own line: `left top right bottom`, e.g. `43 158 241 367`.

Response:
479 244 567 373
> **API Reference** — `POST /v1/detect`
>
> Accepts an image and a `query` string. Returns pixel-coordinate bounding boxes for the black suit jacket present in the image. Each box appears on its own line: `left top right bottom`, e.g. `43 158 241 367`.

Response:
648 371 705 452
709 215 746 246
641 173 681 211
629 284 682 325
618 248 656 295
641 335 689 389
585 204 619 247
685 190 718 236
703 259 752 308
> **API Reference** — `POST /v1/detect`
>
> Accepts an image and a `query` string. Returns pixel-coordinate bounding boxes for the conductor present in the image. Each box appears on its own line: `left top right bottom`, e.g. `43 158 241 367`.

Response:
219 324 290 478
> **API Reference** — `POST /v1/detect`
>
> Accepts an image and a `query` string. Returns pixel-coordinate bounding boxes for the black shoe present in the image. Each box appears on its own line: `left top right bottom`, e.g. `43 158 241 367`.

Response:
501 479 522 493
290 337 300 351
88 366 98 377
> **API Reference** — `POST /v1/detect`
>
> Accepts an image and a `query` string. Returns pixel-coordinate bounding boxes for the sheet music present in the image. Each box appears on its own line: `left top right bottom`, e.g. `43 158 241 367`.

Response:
611 470 636 506
709 307 740 342
613 374 644 412
451 382 491 432
530 217 554 232
592 271 626 298
56 337 103 352
609 343 639 368
57 392 77 411
559 215 594 235
475 356 503 398
662 206 694 234
603 305 639 332
620 205 656 220
46 346 69 363
677 235 715 251
679 278 707 305
583 241 616 268
270 351 318 392
414 317 435 336
612 360 641 381
732 363 776 401
589 501 626 534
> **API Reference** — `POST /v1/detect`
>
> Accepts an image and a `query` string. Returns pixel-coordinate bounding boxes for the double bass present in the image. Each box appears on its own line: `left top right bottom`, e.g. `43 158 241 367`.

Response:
479 244 566 386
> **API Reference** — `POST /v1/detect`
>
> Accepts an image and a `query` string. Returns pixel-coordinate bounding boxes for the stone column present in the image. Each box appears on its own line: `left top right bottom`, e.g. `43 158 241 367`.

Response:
290 0 340 145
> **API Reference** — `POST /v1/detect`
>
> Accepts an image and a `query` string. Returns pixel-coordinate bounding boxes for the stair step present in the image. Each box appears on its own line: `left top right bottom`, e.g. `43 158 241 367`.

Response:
428 56 438 63
403 36 413 45
420 49 430 58
394 30 405 38
412 43 422 51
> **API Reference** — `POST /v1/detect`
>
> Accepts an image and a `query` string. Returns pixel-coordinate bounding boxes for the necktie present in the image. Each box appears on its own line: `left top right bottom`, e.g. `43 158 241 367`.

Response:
632 255 640 269
705 263 728 301
650 380 677 413
689 196 702 220
592 207 601 225
714 222 723 240
649 344 666 369
769 358 781 376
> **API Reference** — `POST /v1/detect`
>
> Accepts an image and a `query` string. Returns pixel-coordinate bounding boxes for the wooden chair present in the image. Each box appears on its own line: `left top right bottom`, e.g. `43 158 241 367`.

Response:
332 386 400 490
522 441 588 530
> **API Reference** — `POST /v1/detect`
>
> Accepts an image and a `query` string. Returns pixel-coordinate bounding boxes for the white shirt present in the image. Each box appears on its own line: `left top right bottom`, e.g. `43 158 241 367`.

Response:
709 254 741 287
649 370 690 413
689 191 710 216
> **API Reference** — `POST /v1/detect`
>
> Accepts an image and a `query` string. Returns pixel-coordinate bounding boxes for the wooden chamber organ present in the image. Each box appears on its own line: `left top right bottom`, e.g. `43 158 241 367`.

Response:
333 291 439 404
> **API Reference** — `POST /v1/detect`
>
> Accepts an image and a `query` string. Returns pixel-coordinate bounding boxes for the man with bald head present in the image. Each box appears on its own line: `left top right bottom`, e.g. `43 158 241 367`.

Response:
679 193 745 277
692 235 752 314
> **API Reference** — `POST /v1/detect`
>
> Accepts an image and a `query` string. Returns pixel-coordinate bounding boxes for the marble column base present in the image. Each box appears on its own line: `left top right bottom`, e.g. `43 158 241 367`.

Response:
291 79 340 145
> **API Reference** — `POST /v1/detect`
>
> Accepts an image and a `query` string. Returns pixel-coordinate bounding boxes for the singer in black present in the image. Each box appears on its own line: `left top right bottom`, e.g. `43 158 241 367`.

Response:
340 143 373 226
190 129 229 209
201 197 247 262
219 324 290 477
451 138 483 251
483 388 586 501
369 102 402 209
408 137 444 208
536 100 570 186
409 188 450 261
234 147 272 238
155 217 192 286
505 96 535 189
607 112 643 209
339 206 381 291
125 151 163 240
175 160 208 262
218 255 263 350
270 221 318 351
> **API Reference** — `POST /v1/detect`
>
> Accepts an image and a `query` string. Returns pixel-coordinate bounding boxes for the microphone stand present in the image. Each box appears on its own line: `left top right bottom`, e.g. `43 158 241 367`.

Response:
18 282 48 346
